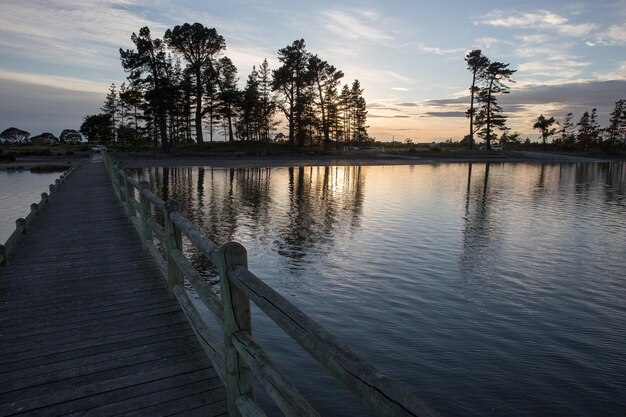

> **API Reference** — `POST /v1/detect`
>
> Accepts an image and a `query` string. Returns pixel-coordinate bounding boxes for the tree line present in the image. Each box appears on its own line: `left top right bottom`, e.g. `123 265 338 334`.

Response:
81 23 369 151
0 127 82 145
531 100 626 152
464 49 625 152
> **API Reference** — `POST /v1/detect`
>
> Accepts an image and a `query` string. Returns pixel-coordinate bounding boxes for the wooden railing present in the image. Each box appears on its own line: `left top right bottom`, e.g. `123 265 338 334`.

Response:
103 153 441 417
0 165 77 265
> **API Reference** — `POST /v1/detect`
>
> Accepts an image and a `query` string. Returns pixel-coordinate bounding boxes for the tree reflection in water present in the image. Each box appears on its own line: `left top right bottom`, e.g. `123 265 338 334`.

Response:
134 165 366 279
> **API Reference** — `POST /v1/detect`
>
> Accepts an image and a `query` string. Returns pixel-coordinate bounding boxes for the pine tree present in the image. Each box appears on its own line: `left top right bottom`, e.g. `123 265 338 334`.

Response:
474 62 516 148
165 23 226 148
577 111 593 147
559 112 575 145
351 80 368 143
216 56 239 142
101 83 118 142
607 99 626 152
120 27 175 151
465 50 490 149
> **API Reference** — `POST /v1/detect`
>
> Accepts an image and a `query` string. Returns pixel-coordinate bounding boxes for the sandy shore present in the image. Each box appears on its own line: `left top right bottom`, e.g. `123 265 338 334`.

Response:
1 151 622 171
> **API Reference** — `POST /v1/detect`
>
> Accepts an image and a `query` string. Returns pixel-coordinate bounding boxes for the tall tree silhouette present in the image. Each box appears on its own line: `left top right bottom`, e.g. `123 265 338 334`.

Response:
273 39 311 147
165 23 225 148
607 99 626 152
120 27 174 151
308 55 344 146
465 50 490 149
101 83 118 142
216 56 239 142
475 62 515 148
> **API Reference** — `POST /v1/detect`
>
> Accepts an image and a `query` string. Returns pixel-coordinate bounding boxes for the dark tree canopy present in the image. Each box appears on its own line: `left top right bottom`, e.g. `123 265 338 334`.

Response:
533 114 557 146
80 114 112 143
1 127 31 144
89 26 370 149
60 129 83 144
165 23 225 147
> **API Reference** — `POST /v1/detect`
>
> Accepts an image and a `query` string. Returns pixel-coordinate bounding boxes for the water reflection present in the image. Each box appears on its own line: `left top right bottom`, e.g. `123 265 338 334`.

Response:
135 165 366 273
130 162 626 417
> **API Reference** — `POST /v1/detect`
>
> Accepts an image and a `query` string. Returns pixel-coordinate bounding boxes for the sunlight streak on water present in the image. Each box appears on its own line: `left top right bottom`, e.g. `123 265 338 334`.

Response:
134 162 626 417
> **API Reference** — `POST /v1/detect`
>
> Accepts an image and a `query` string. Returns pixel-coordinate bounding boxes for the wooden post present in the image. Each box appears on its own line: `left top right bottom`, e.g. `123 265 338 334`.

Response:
41 193 48 203
138 181 153 246
30 203 39 216
118 170 126 206
15 218 26 234
218 241 254 417
49 184 55 194
0 245 7 265
163 200 184 297
125 174 137 221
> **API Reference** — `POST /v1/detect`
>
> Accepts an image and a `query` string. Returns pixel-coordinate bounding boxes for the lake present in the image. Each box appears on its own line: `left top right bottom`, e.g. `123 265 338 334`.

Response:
131 161 625 416
0 171 62 243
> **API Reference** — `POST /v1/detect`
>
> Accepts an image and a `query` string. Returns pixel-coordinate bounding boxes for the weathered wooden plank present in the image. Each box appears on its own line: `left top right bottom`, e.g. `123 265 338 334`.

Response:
173 284 226 383
231 330 319 417
218 242 254 417
229 265 441 417
0 323 194 374
171 247 224 325
236 394 269 417
1 334 203 393
0 161 225 416
1 302 182 340
58 372 225 417
0 351 211 415
0 310 188 356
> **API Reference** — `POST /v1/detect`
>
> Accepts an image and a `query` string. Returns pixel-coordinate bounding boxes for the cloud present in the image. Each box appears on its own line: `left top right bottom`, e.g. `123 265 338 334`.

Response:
594 61 626 81
416 45 465 56
0 70 109 93
425 80 626 121
0 0 165 75
391 87 410 91
598 23 626 45
397 102 418 107
473 37 513 49
474 9 597 37
424 111 467 118
320 9 393 43
517 59 591 79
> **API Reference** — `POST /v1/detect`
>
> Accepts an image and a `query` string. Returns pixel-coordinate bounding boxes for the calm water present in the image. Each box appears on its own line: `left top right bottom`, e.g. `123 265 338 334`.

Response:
134 162 626 417
0 171 61 243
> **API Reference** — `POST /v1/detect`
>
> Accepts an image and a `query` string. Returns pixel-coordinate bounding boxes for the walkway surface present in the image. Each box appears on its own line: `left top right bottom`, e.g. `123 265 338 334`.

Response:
0 158 227 416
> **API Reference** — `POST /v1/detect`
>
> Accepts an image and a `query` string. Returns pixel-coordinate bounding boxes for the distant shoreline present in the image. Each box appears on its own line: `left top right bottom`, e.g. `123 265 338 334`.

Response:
1 151 624 171
115 150 623 169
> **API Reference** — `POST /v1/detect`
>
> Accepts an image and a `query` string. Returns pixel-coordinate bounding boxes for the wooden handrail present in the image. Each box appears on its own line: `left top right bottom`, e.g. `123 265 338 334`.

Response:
102 152 441 417
1 165 77 265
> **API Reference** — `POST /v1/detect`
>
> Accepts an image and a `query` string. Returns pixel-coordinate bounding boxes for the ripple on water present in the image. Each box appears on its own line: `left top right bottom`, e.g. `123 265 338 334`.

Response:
132 162 626 417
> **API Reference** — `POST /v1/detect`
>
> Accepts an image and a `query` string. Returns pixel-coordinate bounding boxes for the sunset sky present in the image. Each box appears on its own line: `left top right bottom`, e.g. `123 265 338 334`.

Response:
1 0 625 142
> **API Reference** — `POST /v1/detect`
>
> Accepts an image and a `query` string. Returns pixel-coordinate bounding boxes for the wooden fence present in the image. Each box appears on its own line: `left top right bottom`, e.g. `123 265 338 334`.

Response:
0 165 77 265
103 153 441 417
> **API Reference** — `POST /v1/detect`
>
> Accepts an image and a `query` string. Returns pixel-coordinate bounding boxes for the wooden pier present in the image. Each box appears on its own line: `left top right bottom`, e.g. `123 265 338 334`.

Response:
0 159 226 416
1 154 441 417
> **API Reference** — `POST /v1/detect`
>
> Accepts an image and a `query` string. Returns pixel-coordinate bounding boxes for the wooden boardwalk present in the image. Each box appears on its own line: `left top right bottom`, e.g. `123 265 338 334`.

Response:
0 159 227 416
